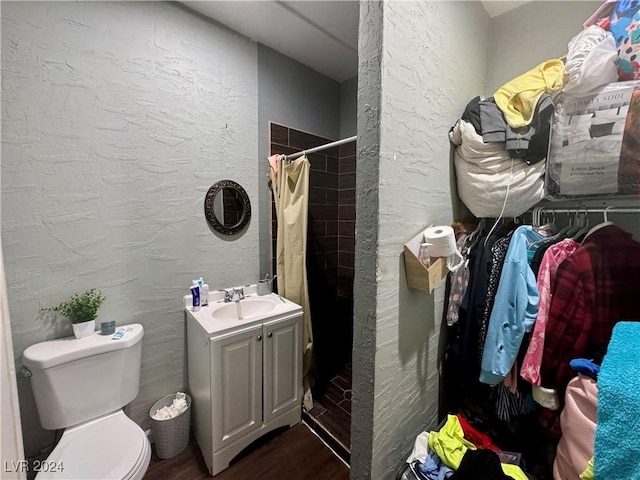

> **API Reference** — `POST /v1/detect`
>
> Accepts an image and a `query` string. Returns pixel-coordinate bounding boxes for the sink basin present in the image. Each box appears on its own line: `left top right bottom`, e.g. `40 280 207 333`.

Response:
211 298 276 321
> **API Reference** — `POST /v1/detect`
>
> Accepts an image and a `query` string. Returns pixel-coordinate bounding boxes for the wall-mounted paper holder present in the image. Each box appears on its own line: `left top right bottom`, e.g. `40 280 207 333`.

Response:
403 226 448 294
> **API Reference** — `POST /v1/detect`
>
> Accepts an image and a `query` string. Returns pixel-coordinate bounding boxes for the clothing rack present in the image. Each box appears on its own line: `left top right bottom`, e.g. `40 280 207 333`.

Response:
533 206 640 223
284 135 357 162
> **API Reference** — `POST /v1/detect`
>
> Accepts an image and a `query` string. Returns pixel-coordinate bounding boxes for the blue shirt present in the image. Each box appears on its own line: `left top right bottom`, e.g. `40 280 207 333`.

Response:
480 226 542 385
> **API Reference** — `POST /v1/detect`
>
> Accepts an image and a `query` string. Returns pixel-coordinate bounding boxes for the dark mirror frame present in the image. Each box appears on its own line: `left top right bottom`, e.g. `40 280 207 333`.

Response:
204 180 251 235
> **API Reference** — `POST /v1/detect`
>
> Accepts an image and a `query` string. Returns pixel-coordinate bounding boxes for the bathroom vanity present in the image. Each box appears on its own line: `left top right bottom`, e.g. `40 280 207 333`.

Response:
185 285 303 476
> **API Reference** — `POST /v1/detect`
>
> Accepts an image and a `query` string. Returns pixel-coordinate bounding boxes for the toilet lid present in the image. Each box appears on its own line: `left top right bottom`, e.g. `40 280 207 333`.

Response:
37 411 148 480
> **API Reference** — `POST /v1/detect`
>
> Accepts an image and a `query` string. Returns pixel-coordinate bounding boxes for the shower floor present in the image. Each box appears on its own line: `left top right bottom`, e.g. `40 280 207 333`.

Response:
304 362 352 463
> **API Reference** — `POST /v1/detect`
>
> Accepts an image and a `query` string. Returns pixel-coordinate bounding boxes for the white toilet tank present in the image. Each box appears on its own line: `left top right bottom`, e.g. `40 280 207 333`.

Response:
23 324 144 430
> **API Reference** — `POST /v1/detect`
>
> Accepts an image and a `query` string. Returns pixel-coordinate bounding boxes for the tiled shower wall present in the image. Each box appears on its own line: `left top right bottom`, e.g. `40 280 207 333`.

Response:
269 123 355 380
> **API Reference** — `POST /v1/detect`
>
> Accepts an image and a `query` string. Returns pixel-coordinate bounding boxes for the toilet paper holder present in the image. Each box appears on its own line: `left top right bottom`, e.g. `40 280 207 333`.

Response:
403 225 449 294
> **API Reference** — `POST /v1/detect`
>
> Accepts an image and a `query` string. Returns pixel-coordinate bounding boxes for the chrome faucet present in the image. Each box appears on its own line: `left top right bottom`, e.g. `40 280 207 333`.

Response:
223 288 245 303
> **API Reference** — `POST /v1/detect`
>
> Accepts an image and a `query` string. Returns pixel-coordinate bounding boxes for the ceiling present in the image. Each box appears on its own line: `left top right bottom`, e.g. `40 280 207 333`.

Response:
183 1 530 84
183 1 359 83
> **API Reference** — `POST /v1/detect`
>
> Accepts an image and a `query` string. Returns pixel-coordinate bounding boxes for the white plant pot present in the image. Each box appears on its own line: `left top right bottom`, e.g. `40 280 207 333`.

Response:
72 320 96 339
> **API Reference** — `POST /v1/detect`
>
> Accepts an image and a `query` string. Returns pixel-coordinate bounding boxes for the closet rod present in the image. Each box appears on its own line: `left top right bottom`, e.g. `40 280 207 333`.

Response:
536 207 640 215
285 135 357 162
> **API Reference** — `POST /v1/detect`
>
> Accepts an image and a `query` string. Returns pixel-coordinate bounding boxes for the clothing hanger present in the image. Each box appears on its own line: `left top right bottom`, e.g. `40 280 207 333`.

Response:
570 208 591 242
582 206 615 242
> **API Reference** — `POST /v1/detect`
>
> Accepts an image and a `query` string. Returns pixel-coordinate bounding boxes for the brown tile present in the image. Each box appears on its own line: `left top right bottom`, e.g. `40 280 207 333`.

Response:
324 380 346 405
315 395 351 449
326 156 340 174
310 171 338 189
339 252 354 268
326 252 339 268
289 129 332 150
339 172 356 189
321 237 339 251
270 143 297 156
309 187 327 205
331 374 351 392
339 156 356 174
339 399 351 414
309 153 327 172
270 124 288 146
326 189 338 205
338 221 355 237
338 281 353 299
338 266 354 281
339 189 356 206
338 205 355 221
326 221 339 236
309 220 326 238
324 267 338 284
308 403 328 418
311 253 326 269
339 141 356 157
339 237 355 253
309 205 338 221
337 363 352 384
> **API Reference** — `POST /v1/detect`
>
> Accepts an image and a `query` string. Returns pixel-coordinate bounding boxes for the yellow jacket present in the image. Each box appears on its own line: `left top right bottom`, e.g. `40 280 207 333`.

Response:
494 59 564 128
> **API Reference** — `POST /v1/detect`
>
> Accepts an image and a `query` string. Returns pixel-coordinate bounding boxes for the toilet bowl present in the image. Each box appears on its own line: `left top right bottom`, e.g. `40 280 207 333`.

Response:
23 324 150 480
37 410 151 480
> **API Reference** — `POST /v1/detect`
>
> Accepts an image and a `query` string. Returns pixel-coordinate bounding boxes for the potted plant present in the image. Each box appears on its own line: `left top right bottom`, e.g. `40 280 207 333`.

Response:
44 289 105 339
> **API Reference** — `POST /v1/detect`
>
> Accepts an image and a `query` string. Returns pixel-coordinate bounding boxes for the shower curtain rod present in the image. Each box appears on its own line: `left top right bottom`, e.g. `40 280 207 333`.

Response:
285 135 357 162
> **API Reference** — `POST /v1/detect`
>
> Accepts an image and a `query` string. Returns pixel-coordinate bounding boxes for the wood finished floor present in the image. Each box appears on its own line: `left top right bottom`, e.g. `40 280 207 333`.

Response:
143 423 349 480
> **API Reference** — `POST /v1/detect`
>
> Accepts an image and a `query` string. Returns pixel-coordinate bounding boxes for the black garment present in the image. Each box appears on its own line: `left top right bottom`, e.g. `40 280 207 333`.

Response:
478 233 513 365
450 450 515 480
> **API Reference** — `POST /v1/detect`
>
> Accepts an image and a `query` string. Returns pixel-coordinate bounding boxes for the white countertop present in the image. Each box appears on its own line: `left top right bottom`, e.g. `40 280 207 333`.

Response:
184 284 302 337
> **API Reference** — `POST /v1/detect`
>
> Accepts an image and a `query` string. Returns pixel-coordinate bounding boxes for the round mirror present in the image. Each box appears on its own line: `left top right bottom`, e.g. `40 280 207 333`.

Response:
204 180 251 235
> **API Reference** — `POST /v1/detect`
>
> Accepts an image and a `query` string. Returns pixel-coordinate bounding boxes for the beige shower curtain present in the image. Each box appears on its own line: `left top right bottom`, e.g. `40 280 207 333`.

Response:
269 155 314 411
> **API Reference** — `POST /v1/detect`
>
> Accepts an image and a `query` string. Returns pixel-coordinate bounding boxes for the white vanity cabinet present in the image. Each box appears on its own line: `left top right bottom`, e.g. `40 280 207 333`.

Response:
185 289 303 476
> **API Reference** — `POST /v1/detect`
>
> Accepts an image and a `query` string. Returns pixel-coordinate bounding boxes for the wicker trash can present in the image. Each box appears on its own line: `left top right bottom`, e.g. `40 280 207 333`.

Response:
149 393 191 459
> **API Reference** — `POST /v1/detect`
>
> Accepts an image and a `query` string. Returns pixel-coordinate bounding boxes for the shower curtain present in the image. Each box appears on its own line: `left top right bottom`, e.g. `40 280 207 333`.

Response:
269 155 314 411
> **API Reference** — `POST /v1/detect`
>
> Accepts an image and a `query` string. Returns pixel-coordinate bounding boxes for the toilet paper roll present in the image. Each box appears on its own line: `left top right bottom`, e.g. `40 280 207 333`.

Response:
423 225 463 272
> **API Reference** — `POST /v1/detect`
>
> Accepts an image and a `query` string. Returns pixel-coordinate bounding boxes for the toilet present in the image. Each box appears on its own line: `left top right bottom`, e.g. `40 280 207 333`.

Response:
23 324 151 480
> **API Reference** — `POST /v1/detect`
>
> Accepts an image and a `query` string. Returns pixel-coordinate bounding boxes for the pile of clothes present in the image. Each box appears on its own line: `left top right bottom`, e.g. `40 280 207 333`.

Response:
403 415 529 480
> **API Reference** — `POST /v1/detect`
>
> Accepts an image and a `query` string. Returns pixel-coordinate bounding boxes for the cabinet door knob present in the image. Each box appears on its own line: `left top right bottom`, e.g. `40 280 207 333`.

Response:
267 332 273 338
257 335 262 341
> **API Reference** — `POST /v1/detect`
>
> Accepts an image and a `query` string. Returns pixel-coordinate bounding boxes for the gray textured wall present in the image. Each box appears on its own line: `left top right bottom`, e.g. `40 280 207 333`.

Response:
486 1 599 93
352 1 491 478
257 44 342 276
351 1 383 478
1 2 259 456
340 76 358 138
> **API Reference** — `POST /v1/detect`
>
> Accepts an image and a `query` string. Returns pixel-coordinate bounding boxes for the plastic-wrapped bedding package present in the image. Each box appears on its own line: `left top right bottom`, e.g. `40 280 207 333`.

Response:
545 80 640 199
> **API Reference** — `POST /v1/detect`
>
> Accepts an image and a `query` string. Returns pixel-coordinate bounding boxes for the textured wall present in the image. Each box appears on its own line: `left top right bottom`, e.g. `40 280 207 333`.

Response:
360 1 491 478
1 1 258 457
257 44 341 276
486 1 599 93
340 76 358 138
351 1 383 478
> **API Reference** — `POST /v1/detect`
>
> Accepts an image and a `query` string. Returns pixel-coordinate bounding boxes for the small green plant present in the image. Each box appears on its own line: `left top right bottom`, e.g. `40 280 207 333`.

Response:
44 289 105 324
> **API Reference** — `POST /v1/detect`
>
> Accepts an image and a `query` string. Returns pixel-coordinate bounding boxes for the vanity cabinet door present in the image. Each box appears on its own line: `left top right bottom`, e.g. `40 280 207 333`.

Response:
263 315 303 424
211 324 262 450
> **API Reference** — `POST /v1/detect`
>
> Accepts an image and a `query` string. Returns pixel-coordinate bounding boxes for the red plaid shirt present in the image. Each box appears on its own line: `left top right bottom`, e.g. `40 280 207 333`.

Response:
541 225 640 395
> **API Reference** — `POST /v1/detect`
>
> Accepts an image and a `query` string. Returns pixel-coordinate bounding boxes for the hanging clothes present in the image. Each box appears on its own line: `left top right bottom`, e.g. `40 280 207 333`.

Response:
540 225 640 404
477 233 513 366
520 238 580 387
480 226 543 385
269 155 314 410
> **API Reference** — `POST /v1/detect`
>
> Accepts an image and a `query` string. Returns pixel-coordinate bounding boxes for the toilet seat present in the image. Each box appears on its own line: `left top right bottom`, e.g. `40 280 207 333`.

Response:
37 410 151 480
